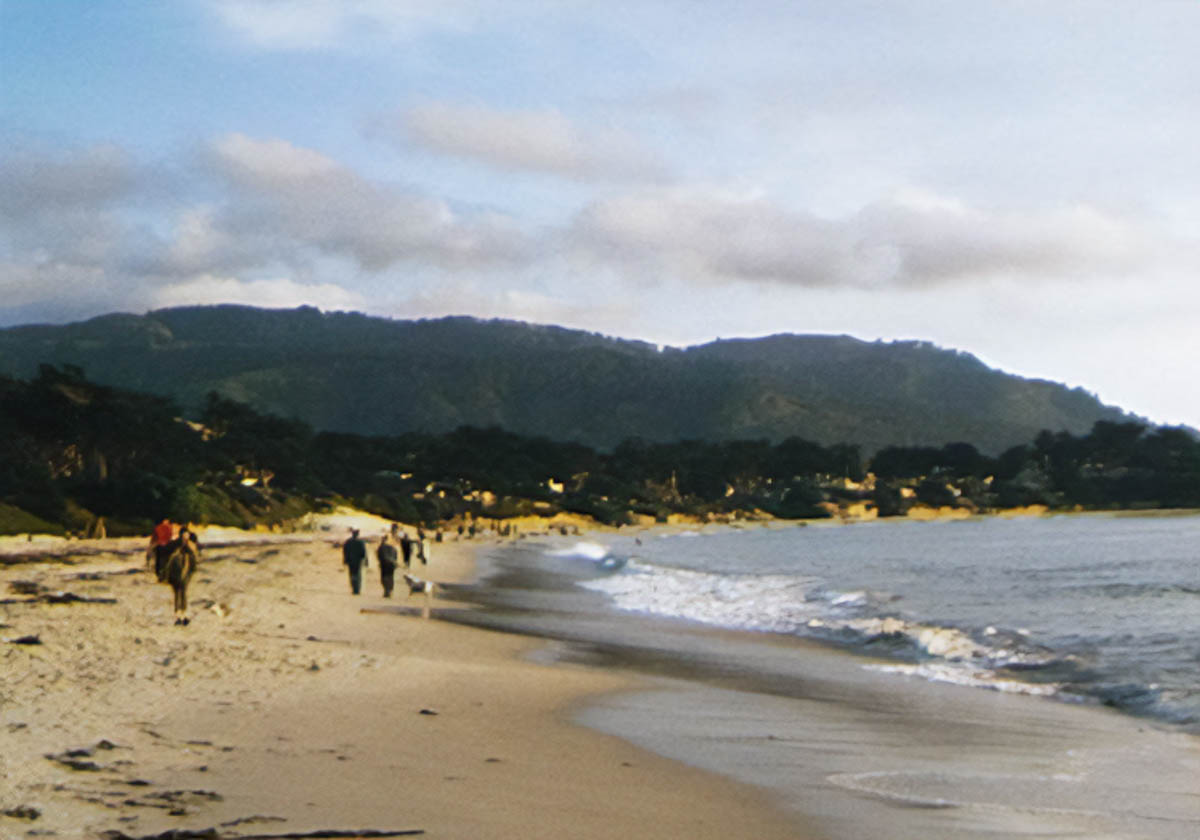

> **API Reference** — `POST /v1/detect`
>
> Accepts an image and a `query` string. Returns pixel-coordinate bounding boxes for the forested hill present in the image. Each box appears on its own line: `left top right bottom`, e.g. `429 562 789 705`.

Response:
0 305 1133 453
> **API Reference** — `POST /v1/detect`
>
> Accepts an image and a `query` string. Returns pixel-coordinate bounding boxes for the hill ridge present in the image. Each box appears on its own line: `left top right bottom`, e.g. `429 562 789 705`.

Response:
0 304 1133 453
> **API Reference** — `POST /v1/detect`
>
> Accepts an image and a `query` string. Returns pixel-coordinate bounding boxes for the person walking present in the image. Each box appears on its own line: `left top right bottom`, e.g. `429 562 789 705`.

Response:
399 530 414 569
342 529 368 595
377 532 399 597
147 517 176 582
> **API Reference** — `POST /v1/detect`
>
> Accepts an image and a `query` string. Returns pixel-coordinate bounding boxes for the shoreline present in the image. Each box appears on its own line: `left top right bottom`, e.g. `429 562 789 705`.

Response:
1 523 813 839
7 513 1200 838
456 526 1200 838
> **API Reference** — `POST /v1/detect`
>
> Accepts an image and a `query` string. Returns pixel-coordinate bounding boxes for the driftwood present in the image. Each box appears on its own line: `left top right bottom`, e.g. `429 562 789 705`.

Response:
100 829 424 840
5 634 41 645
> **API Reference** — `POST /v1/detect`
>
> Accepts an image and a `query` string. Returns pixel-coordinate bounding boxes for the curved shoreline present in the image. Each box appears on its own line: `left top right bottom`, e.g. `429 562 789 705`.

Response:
463 526 1200 839
0 528 814 839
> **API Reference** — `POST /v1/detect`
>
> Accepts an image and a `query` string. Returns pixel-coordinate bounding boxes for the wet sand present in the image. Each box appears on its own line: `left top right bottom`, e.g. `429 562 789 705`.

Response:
441 535 1200 839
577 637 1200 839
0 525 810 839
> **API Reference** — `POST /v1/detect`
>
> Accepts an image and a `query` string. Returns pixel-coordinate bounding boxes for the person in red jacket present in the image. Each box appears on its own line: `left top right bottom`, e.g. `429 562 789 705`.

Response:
147 518 176 582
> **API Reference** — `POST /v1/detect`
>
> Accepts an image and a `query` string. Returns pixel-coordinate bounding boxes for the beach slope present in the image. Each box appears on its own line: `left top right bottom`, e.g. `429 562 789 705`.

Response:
1 533 809 839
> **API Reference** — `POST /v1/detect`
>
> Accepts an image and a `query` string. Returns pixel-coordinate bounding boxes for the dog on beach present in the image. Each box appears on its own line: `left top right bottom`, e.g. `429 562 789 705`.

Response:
403 572 435 619
403 573 435 596
197 598 232 618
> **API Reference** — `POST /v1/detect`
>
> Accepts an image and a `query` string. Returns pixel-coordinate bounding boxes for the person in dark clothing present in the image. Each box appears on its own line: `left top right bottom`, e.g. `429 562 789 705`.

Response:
342 529 368 595
377 533 399 597
399 531 414 568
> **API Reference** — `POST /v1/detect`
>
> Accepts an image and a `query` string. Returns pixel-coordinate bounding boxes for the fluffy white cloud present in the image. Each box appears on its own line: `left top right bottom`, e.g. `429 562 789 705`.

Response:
210 133 341 186
569 187 1156 289
0 136 1179 341
205 133 532 270
0 137 532 324
397 103 668 181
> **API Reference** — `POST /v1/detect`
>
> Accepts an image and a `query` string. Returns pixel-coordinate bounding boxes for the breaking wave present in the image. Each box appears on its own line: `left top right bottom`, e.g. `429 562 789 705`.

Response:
580 563 1078 702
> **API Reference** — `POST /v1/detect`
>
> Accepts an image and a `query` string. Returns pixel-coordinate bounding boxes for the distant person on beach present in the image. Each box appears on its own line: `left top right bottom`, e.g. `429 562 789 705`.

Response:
147 518 176 582
399 530 414 568
342 529 368 595
377 532 399 597
87 516 106 539
165 527 200 626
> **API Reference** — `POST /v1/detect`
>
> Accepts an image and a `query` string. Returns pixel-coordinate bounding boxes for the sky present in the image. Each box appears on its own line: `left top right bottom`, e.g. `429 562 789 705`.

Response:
3 1 1200 427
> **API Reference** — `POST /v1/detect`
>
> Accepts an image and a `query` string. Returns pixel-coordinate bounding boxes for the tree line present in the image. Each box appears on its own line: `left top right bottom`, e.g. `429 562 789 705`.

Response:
2 365 1198 536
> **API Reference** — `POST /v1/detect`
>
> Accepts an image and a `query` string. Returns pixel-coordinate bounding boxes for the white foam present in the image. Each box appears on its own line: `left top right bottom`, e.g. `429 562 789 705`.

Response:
865 662 1061 697
580 562 1060 699
831 590 869 607
580 564 822 635
548 541 611 561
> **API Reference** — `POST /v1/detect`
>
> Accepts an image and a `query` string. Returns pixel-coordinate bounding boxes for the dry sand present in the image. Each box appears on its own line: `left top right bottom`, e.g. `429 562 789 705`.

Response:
1 525 810 839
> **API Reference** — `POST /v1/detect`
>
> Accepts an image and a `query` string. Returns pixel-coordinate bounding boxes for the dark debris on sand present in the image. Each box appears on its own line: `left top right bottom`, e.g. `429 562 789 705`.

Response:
43 740 125 772
2 805 41 820
2 580 118 605
6 634 42 644
100 828 425 839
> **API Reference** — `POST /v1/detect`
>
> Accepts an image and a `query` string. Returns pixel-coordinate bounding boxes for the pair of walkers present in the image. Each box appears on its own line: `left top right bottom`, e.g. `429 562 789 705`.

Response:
341 525 421 597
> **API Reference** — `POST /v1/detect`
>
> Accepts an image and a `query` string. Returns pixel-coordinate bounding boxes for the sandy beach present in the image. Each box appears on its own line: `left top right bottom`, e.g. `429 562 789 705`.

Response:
7 515 1200 840
0 520 810 840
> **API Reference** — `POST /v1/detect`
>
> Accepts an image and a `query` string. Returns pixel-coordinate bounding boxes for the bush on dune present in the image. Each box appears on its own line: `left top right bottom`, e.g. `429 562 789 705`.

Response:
0 502 66 537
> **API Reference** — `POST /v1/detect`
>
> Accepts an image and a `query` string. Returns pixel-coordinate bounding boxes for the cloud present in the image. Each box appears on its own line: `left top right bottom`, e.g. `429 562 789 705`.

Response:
150 274 366 311
208 133 341 186
387 103 668 182
204 133 532 270
0 136 533 325
0 145 151 284
0 145 137 220
0 134 1175 338
854 191 1150 286
568 187 1156 289
0 261 107 310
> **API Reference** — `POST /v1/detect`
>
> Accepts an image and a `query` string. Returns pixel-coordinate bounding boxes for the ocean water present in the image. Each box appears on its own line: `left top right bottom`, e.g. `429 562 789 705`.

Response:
573 514 1200 731
451 513 1200 838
